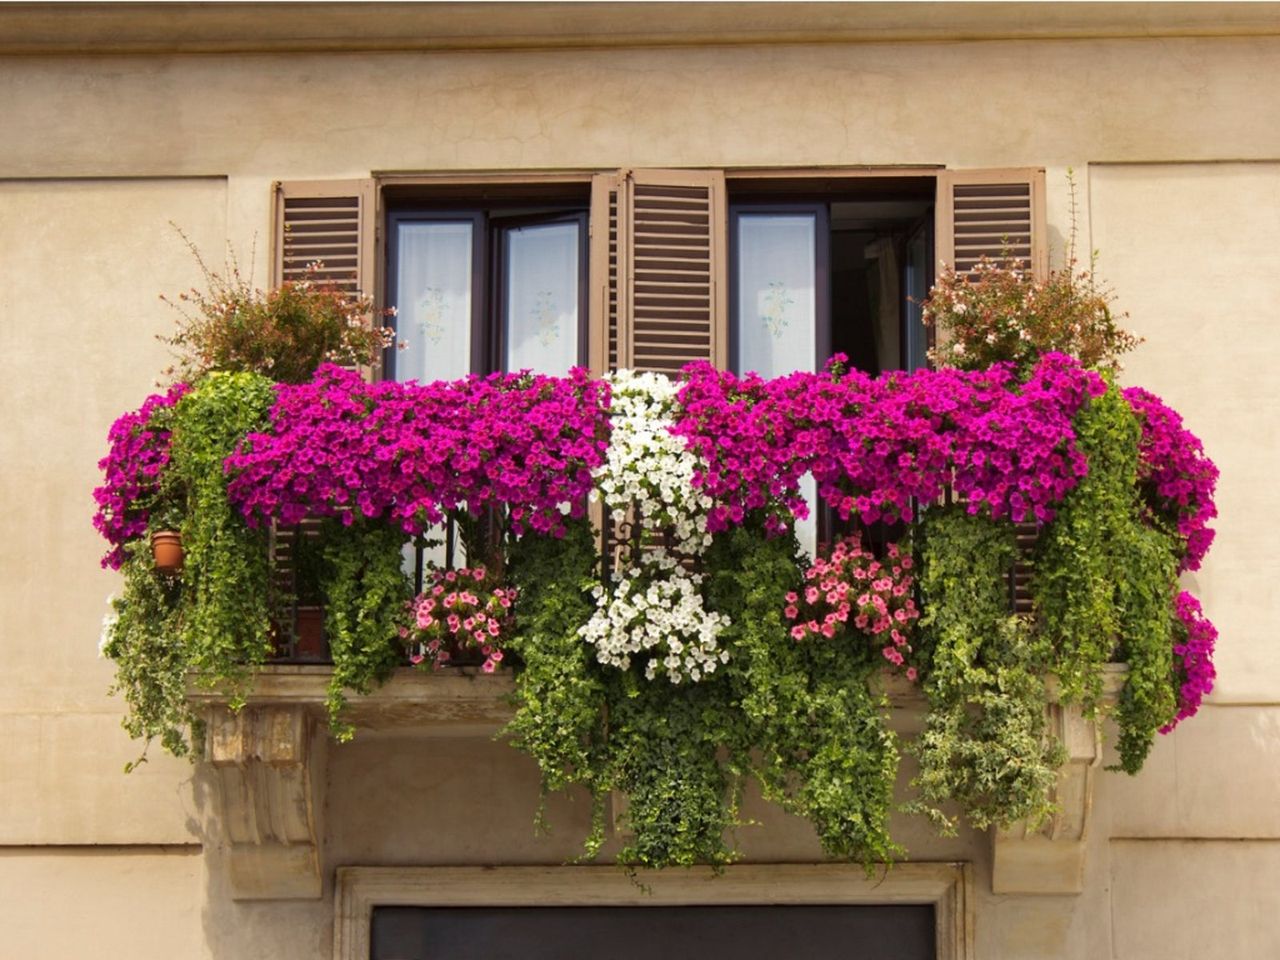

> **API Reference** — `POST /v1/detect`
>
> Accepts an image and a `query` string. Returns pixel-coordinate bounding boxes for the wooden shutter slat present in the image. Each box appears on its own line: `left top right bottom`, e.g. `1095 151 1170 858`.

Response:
634 184 709 199
279 247 360 262
627 320 711 330
954 183 1031 197
954 217 1035 228
634 288 710 296
954 241 1033 252
634 193 710 206
279 209 360 221
635 304 712 316
630 267 710 279
633 229 714 242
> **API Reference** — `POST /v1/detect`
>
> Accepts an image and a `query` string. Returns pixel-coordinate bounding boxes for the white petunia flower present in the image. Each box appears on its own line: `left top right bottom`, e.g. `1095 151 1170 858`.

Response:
595 370 714 555
578 549 731 684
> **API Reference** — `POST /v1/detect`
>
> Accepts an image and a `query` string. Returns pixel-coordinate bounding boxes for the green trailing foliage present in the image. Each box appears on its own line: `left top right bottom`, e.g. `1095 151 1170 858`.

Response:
1111 521 1178 772
909 506 1064 832
168 372 279 703
319 519 413 739
505 520 750 869
703 523 900 866
1032 383 1179 770
101 542 195 767
1032 384 1133 706
101 372 277 761
502 519 901 870
503 521 606 802
604 675 745 869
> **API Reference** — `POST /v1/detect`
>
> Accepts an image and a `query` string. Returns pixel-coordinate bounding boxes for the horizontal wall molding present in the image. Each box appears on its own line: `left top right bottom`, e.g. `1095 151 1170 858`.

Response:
0 844 201 856
4 3 1280 56
1110 837 1280 845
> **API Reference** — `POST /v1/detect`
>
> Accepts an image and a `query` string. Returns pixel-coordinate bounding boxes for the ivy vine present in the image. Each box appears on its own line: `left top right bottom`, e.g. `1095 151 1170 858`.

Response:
1032 383 1178 770
604 675 745 869
504 520 605 804
505 520 749 869
168 372 279 705
704 522 900 866
319 519 413 738
909 506 1064 832
1111 520 1177 772
101 542 194 766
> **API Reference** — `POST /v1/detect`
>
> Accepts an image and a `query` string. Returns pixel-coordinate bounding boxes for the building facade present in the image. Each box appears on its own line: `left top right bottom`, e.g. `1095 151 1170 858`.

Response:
2 3 1278 957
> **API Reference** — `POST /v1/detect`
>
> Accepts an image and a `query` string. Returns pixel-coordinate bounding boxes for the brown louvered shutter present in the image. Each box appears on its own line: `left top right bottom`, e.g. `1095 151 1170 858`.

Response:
936 169 1048 614
589 169 728 375
588 172 620 376
269 181 378 657
272 179 376 296
936 169 1048 280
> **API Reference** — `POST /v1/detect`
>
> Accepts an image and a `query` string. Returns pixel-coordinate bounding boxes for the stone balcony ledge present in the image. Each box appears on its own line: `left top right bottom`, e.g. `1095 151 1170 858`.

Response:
187 663 1128 900
187 662 1128 731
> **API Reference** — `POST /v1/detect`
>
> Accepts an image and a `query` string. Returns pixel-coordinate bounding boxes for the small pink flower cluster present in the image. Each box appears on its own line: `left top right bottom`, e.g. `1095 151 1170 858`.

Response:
783 536 920 679
1124 387 1219 572
226 364 610 537
673 353 1104 535
406 566 515 674
92 382 189 569
1160 591 1217 732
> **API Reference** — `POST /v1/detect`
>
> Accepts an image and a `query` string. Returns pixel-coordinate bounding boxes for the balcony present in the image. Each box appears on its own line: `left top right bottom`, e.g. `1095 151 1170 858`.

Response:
98 353 1215 902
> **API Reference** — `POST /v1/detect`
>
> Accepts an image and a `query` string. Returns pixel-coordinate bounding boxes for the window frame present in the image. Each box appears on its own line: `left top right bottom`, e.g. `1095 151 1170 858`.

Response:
334 863 973 960
489 208 591 373
727 201 832 378
383 208 487 381
382 195 591 381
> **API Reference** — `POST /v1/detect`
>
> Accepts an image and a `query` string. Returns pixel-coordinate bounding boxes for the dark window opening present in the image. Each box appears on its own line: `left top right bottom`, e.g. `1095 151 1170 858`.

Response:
728 178 935 378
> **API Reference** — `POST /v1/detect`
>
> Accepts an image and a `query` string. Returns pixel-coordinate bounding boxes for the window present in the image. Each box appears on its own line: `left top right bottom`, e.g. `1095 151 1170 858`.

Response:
384 202 589 381
731 204 828 378
724 179 938 551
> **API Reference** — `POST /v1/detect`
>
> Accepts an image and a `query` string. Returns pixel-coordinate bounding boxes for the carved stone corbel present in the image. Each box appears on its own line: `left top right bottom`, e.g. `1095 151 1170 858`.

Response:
204 703 324 900
991 699 1101 895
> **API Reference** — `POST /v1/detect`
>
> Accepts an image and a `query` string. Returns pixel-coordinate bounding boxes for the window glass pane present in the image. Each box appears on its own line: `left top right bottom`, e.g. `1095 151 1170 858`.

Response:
395 221 474 579
504 221 580 374
736 213 817 378
395 220 473 384
905 228 929 372
737 213 818 555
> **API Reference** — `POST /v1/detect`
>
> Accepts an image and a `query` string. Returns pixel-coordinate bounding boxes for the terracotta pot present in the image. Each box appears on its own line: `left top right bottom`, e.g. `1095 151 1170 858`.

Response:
294 606 327 662
150 530 184 575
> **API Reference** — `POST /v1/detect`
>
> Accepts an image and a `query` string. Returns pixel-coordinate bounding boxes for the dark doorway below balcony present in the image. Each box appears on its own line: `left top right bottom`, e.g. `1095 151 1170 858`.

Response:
370 903 937 960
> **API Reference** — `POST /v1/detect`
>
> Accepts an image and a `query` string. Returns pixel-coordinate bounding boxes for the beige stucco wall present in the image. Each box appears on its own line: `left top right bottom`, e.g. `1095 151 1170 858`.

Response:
2 14 1278 958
